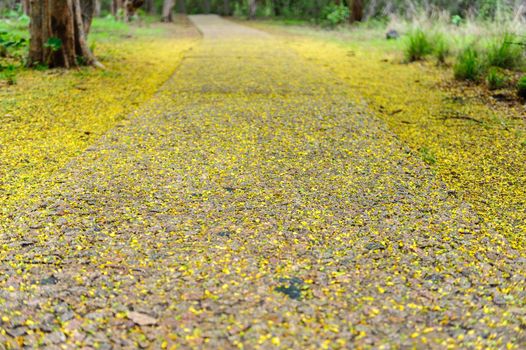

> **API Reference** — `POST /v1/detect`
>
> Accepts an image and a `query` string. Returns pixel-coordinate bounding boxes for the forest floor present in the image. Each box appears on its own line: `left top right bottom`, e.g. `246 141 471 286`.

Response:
244 19 526 254
0 15 525 349
0 16 200 222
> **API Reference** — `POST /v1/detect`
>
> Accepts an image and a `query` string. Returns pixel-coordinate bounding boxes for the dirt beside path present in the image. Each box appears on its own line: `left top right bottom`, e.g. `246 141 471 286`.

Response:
0 15 524 349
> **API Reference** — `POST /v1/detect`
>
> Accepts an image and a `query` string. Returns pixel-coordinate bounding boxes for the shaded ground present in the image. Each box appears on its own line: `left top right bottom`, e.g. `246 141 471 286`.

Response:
0 15 524 349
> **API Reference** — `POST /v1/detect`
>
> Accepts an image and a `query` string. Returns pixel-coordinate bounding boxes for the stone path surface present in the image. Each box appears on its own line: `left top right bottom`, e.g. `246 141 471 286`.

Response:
0 15 524 349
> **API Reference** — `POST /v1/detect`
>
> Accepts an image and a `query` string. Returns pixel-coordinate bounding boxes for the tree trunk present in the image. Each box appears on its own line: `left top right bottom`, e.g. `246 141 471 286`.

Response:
203 0 210 14
112 0 123 16
81 0 95 34
223 0 229 16
248 0 256 19
176 0 185 14
124 0 144 21
162 0 174 21
23 0 31 15
144 0 155 14
314 0 323 18
28 0 97 68
273 0 282 16
94 0 101 16
348 0 363 22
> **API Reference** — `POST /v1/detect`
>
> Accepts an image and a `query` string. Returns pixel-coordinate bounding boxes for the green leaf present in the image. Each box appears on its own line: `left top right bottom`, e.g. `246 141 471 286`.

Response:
44 37 63 52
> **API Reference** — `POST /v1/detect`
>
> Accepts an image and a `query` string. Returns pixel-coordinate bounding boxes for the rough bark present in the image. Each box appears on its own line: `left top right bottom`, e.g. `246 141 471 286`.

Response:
80 0 95 34
348 0 363 22
162 0 174 21
28 0 44 65
203 0 210 14
28 0 97 68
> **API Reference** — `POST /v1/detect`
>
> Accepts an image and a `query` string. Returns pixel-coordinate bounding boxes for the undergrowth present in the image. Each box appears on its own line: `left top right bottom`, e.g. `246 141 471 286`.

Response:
486 33 524 70
454 46 484 81
486 67 507 90
403 25 525 97
404 29 433 62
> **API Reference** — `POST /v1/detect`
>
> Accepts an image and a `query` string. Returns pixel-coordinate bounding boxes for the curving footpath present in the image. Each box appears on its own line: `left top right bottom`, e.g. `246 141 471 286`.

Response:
0 15 524 349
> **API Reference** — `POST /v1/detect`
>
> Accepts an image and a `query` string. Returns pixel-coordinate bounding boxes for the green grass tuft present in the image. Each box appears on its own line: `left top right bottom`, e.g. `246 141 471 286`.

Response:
486 67 507 90
0 63 17 85
454 46 485 82
486 33 524 70
434 35 450 64
404 29 433 62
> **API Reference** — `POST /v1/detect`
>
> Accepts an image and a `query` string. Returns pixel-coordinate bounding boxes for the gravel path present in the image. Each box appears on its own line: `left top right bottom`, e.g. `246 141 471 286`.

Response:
0 15 524 349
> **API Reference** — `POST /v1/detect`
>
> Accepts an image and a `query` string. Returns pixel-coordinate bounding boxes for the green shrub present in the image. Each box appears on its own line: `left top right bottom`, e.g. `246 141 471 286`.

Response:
0 31 27 57
487 33 524 70
0 64 17 85
486 67 507 90
517 76 526 99
434 36 450 64
321 4 349 27
451 15 462 26
454 47 485 81
404 29 433 62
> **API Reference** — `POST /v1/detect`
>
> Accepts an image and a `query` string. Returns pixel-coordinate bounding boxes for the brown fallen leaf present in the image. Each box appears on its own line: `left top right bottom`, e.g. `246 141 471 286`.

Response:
127 311 158 326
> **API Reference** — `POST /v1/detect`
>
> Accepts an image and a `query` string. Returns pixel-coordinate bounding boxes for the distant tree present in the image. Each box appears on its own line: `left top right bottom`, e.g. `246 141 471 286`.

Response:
223 0 230 15
81 0 96 33
23 0 30 14
348 0 363 22
111 0 122 16
248 0 256 18
162 0 174 21
143 0 155 14
124 0 144 20
176 0 185 14
94 0 101 16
